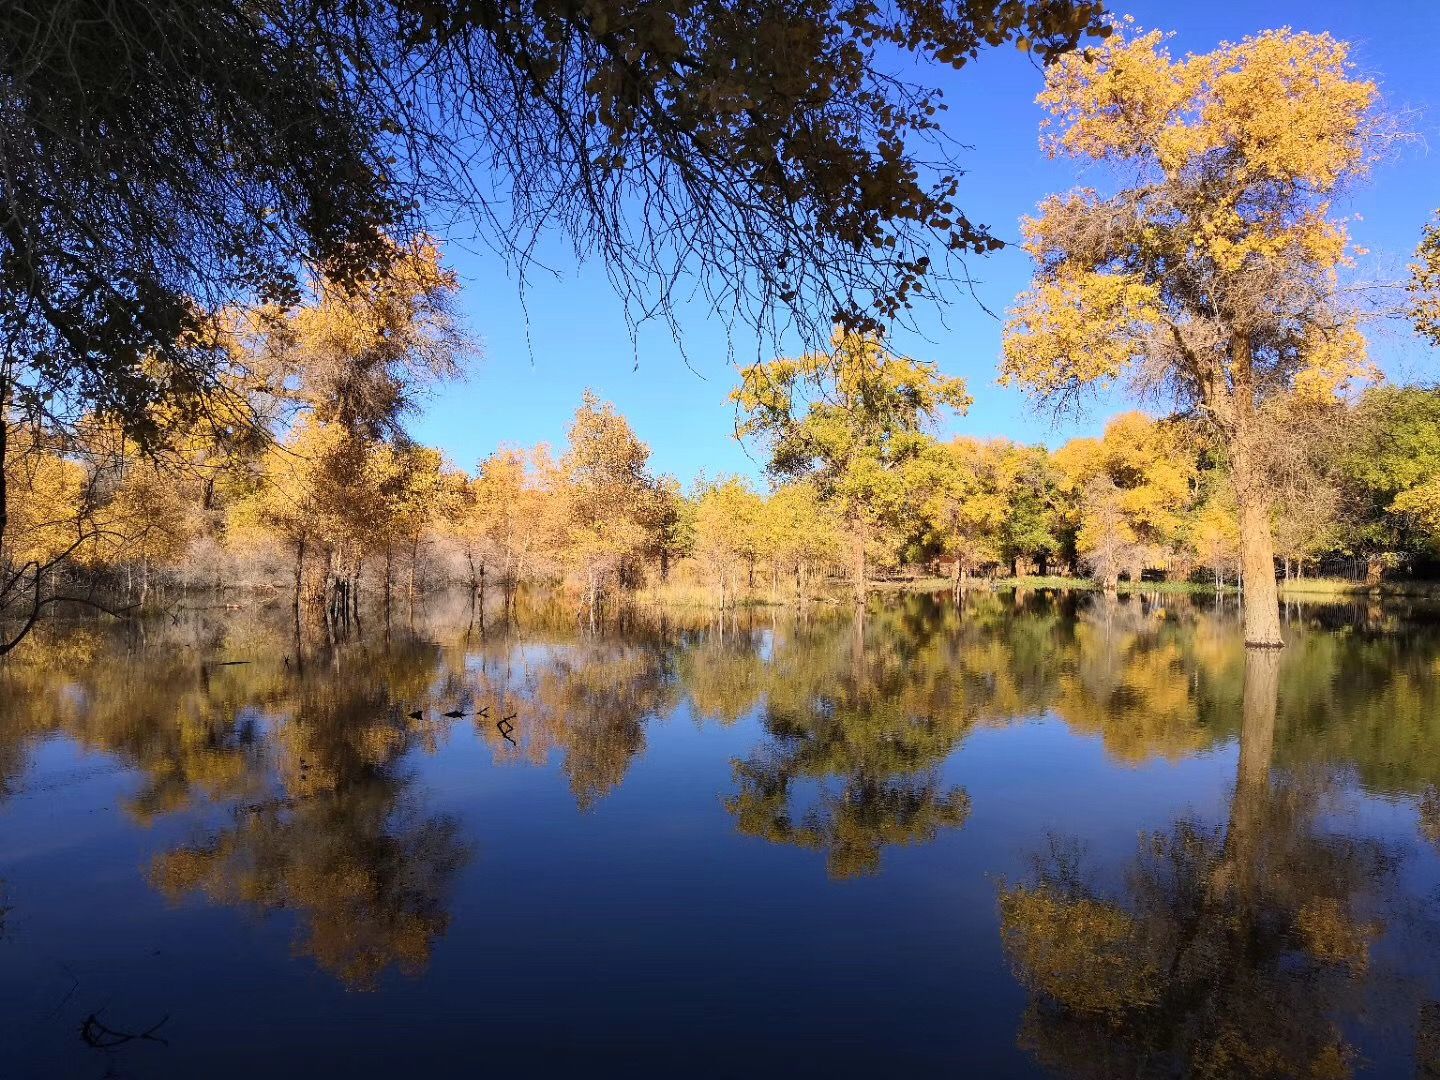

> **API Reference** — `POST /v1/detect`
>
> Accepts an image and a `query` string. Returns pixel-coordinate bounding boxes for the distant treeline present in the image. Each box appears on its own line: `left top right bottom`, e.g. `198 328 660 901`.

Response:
5 348 1438 624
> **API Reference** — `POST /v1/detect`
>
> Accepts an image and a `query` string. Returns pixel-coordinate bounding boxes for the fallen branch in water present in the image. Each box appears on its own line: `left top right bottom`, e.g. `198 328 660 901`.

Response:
80 1010 170 1050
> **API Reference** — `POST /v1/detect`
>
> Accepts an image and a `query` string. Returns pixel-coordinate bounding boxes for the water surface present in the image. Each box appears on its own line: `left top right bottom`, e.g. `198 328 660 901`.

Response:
2 592 1439 1077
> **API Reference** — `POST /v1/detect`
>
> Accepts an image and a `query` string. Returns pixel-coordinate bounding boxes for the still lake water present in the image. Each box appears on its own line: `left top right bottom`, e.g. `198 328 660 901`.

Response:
2 590 1439 1078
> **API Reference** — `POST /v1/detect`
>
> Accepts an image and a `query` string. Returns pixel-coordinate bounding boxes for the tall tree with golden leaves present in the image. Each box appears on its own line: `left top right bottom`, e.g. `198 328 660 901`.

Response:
1001 23 1384 646
734 330 971 602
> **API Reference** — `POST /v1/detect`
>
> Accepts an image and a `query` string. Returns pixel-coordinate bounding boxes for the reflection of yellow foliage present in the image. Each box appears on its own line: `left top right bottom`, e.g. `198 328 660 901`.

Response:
1296 898 1372 971
999 887 1159 1018
1422 788 1440 850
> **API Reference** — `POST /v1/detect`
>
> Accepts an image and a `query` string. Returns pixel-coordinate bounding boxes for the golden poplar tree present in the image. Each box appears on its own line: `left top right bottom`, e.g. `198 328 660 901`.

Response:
734 330 970 602
1001 23 1383 646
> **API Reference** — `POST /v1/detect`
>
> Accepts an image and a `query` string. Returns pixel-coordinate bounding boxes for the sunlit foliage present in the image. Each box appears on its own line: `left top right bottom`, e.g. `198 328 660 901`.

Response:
1001 21 1386 645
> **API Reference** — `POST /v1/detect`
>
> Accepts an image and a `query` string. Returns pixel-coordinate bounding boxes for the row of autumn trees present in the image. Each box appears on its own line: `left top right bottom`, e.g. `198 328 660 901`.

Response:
7 309 1439 630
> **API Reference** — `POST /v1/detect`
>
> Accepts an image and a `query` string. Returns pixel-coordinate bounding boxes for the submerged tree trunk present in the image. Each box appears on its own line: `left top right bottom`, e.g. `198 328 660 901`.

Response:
1232 450 1284 648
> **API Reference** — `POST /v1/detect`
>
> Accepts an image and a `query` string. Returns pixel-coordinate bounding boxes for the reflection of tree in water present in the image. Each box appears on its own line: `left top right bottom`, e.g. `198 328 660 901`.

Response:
0 615 472 990
730 755 969 880
150 645 470 990
455 633 679 811
998 651 1422 1079
1419 1001 1440 1077
724 606 973 878
0 622 272 816
1052 595 1245 764
152 786 465 991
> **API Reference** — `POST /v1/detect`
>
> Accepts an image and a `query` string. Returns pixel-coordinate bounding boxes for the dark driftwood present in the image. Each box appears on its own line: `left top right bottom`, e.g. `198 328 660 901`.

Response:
80 1010 170 1049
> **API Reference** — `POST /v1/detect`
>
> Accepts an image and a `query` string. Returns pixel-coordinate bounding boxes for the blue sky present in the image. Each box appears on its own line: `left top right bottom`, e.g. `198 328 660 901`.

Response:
412 0 1440 485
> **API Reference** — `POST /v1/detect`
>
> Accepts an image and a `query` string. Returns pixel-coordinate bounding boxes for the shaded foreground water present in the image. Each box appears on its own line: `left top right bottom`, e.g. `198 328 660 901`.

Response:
2 591 1439 1078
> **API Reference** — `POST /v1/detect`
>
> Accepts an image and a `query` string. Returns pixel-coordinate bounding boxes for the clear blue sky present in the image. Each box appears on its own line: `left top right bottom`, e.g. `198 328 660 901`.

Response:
412 0 1440 485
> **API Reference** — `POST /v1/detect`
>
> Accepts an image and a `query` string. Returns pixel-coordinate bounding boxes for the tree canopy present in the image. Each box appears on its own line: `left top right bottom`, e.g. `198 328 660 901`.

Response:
1001 21 1386 645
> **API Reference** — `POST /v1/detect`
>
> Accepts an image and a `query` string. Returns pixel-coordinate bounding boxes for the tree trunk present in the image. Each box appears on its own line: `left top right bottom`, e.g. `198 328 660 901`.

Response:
0 390 8 557
409 535 419 608
850 519 867 604
660 547 670 583
1364 555 1384 588
1232 458 1284 647
293 541 306 612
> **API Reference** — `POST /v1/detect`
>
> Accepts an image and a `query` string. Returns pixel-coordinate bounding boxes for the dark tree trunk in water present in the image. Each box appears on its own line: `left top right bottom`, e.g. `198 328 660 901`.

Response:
1232 448 1284 648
